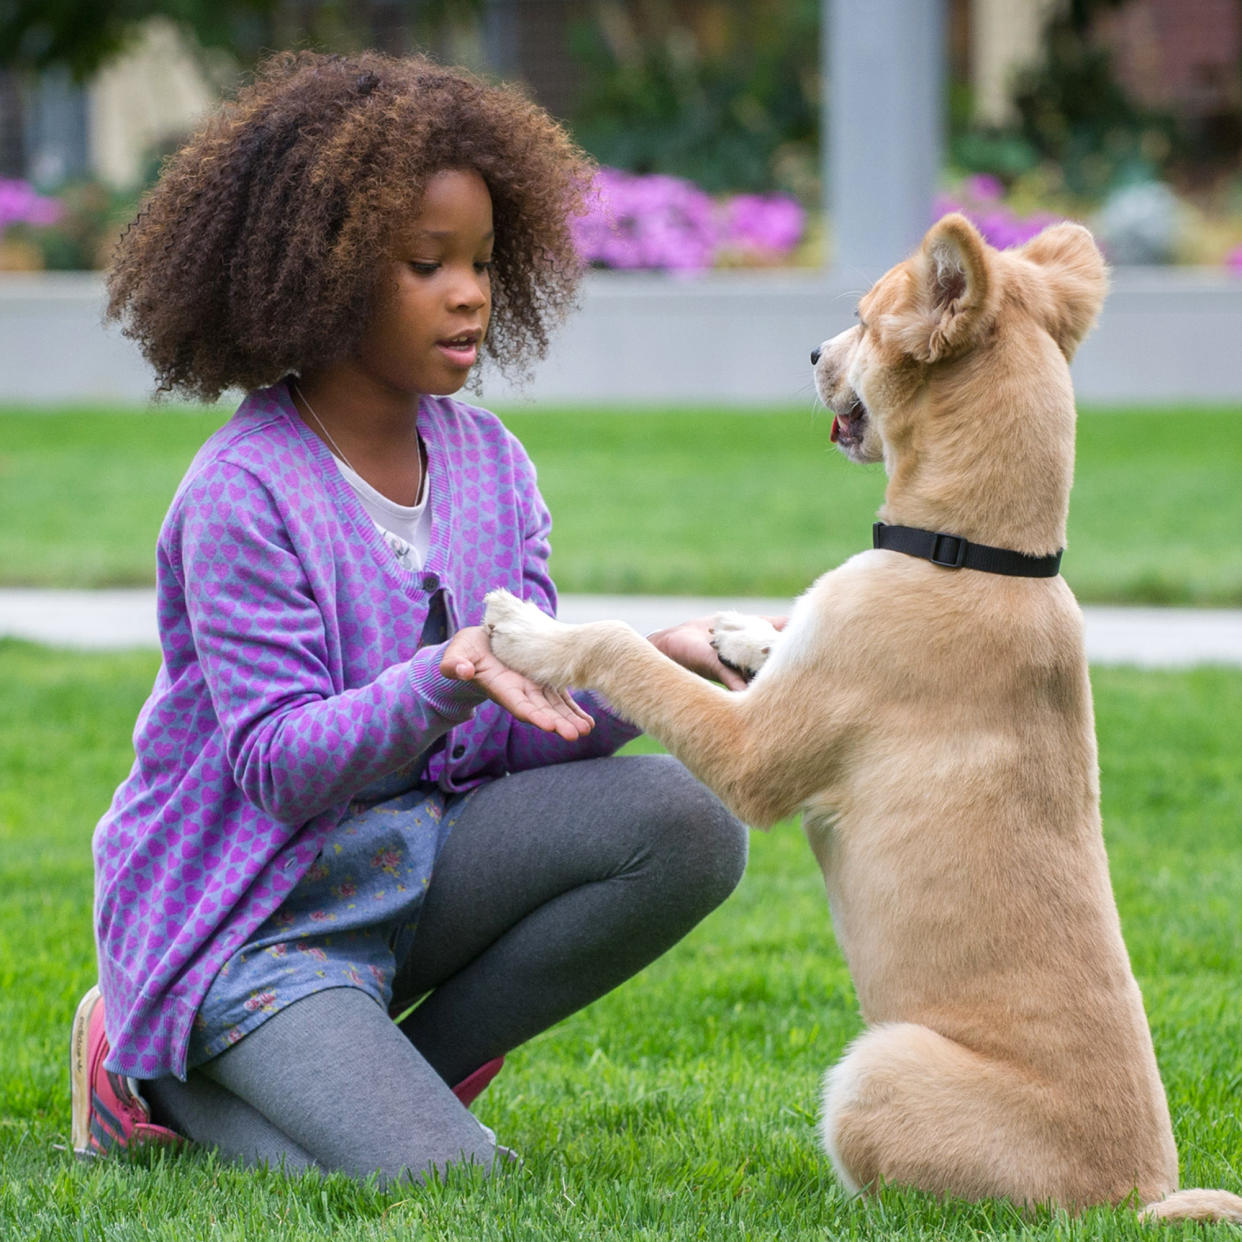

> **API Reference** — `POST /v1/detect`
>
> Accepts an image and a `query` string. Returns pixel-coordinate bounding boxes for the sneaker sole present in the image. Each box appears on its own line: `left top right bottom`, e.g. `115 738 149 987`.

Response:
69 984 101 1158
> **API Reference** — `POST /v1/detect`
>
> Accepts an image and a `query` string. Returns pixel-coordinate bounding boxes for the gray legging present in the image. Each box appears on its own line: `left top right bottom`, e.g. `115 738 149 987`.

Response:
144 754 747 1183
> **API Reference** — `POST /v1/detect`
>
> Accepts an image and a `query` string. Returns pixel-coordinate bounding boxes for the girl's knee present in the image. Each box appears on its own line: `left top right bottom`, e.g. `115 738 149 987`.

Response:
634 754 749 900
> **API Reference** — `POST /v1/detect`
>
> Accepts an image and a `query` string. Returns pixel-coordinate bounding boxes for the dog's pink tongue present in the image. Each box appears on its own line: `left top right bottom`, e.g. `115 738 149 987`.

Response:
830 415 841 443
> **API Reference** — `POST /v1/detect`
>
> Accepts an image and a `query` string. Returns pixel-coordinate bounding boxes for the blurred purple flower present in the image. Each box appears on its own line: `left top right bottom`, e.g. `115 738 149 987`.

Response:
932 192 963 217
0 178 64 231
572 168 716 271
572 168 804 272
719 193 805 258
1225 244 1242 274
933 183 1062 251
963 172 1005 203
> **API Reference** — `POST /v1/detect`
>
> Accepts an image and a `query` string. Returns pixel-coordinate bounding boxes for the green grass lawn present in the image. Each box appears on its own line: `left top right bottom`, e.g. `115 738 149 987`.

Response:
1 640 1240 1239
1 403 1240 604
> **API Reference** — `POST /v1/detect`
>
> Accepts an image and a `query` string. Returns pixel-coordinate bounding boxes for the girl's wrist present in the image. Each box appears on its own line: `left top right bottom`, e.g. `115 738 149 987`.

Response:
409 644 487 719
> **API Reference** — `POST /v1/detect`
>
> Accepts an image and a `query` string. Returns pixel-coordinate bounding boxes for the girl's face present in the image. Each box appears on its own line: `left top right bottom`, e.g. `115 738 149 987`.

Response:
357 167 494 399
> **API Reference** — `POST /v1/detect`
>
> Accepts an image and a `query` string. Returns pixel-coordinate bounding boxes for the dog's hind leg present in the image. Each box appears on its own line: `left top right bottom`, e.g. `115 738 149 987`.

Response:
821 1022 1077 1208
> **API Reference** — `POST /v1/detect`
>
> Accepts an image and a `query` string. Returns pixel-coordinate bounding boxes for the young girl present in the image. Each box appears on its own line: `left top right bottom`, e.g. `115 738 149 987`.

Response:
71 50 749 1184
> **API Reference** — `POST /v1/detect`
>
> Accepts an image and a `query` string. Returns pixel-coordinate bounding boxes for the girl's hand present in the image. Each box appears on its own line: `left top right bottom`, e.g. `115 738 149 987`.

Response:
647 615 788 691
442 626 594 741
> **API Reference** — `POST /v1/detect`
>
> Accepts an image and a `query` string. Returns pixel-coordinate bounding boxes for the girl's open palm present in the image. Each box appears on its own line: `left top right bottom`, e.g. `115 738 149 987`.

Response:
442 626 594 741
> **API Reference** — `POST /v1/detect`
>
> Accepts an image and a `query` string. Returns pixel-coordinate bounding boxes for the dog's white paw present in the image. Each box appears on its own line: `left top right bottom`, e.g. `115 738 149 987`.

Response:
483 589 576 688
710 610 779 681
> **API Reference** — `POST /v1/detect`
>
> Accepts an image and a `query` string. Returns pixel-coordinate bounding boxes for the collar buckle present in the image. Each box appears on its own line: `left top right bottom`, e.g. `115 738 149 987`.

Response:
930 531 967 568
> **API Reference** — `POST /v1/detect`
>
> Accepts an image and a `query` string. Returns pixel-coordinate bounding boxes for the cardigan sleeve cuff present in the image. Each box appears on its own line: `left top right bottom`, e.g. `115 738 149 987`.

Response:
408 643 488 721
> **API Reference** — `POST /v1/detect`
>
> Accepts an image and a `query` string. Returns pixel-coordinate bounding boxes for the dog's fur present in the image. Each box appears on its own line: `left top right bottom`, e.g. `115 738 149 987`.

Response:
483 214 1242 1222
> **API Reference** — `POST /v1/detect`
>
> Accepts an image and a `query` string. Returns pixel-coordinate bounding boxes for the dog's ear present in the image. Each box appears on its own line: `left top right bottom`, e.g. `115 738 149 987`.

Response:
1017 221 1109 361
898 213 993 363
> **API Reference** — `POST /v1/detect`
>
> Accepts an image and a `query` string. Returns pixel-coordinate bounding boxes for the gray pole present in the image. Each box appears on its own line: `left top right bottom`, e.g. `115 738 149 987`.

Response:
825 0 946 282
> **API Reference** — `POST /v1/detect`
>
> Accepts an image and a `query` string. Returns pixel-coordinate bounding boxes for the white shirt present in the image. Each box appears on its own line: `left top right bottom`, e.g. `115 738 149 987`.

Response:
332 454 432 573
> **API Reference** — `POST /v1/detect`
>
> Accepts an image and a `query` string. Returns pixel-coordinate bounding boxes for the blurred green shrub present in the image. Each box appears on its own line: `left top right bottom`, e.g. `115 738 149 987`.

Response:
0 178 139 270
566 0 819 201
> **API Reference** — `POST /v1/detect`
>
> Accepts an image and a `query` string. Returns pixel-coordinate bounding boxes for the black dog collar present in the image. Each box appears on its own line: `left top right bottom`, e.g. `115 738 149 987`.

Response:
873 522 1063 578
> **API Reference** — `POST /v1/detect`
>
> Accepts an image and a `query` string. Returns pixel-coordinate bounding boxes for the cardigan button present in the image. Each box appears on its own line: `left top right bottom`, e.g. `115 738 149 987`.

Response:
451 743 466 760
421 573 440 592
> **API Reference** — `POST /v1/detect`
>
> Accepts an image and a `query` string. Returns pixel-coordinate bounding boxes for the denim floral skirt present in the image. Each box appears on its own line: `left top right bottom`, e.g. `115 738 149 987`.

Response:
186 763 468 1067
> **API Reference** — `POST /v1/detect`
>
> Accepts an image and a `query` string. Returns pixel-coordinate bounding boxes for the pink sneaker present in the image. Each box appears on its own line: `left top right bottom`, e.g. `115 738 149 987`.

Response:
70 985 184 1157
451 1056 504 1108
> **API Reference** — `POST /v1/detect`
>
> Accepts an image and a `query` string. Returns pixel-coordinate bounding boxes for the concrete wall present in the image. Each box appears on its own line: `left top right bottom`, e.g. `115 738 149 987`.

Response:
2 267 1241 408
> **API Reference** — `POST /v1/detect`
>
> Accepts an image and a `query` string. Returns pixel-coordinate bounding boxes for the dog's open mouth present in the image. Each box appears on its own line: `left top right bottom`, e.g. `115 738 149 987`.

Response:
830 396 868 448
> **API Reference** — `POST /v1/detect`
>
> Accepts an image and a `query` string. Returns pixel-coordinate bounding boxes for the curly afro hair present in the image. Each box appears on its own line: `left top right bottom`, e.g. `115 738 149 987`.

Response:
107 50 596 402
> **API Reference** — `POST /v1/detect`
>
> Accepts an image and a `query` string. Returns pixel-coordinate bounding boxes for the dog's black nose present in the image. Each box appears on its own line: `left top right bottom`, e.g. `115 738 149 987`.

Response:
810 347 821 365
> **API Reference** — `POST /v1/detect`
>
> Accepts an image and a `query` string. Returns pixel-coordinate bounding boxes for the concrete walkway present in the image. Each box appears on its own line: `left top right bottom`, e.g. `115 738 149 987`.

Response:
2 588 1241 668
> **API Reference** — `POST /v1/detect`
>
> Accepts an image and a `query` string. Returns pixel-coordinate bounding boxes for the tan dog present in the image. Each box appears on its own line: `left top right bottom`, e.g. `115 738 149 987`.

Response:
483 214 1242 1222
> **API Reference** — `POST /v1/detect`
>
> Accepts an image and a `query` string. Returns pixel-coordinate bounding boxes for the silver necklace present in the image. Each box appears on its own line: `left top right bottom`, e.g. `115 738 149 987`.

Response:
292 380 425 503
291 380 358 475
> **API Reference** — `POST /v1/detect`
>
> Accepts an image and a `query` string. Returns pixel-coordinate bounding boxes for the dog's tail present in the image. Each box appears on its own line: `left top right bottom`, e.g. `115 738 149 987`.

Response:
1139 1188 1242 1224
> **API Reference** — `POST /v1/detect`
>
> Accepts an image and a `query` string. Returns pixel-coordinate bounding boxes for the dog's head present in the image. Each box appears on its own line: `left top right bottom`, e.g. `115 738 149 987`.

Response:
813 213 1107 469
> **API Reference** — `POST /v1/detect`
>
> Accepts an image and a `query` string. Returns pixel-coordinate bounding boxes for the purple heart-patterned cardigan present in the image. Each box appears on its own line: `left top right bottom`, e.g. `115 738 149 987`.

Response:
93 382 639 1079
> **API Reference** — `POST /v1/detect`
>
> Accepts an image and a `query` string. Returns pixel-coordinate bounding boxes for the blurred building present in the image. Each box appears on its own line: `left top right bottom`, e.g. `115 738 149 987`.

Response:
2 18 227 187
962 0 1062 126
1094 0 1242 181
1 2 587 188
3 0 1242 192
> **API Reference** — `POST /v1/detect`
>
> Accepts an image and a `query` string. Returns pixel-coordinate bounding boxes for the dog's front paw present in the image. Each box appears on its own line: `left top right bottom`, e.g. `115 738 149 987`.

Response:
710 611 779 681
483 589 577 689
